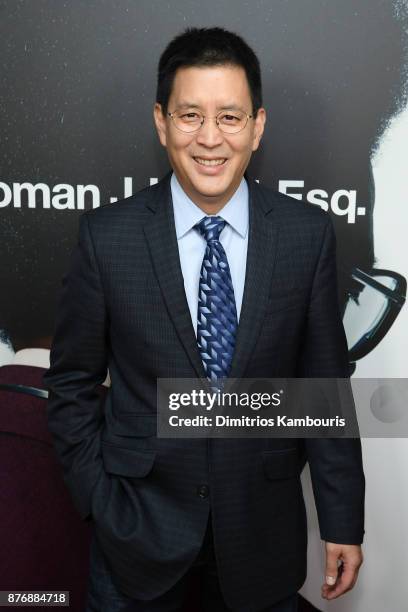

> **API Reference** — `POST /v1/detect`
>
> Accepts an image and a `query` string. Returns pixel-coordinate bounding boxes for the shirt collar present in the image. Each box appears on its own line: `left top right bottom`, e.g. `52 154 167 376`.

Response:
171 172 249 240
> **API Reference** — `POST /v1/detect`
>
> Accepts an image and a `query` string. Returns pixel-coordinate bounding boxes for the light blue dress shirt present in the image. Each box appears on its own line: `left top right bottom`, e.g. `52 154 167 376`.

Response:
170 172 249 336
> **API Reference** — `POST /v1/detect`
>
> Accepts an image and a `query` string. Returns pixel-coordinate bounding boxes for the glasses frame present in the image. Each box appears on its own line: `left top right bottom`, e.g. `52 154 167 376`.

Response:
345 267 406 368
167 108 253 134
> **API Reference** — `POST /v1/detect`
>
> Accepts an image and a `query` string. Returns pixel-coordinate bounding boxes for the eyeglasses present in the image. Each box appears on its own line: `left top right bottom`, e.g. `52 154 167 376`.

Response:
167 108 253 134
342 267 406 373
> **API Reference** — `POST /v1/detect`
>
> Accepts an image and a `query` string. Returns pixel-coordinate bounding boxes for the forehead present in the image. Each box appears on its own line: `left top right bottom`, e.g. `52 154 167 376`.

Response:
169 64 252 108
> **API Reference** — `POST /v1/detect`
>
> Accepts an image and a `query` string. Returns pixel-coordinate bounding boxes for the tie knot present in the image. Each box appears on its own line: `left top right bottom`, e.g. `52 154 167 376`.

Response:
195 216 226 243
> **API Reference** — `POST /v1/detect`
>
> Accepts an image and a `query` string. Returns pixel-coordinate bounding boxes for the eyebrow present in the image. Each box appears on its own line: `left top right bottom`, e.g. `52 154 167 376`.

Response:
176 102 244 111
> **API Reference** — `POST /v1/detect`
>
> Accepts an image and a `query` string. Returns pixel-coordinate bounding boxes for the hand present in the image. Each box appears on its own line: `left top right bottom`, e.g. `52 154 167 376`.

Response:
321 542 363 600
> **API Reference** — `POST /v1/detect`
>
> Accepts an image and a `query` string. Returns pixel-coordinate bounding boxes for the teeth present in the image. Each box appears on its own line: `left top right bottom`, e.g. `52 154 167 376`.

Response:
195 158 226 166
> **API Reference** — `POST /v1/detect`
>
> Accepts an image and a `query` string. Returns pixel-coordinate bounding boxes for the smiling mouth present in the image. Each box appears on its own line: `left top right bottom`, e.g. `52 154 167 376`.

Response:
193 157 227 166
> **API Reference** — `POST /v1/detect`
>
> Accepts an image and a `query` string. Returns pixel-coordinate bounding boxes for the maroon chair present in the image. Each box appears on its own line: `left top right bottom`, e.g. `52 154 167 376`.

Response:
0 364 92 611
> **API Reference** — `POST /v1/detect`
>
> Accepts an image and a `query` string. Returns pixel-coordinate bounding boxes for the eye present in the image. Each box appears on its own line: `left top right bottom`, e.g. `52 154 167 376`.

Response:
219 112 242 125
180 112 201 121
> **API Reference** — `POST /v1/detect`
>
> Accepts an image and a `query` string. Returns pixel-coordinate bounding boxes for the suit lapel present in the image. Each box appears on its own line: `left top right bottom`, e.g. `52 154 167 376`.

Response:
229 177 280 379
143 172 207 379
143 171 280 382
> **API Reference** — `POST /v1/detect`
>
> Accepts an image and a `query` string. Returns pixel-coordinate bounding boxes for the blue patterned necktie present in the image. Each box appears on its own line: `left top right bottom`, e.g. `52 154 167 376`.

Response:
195 216 238 388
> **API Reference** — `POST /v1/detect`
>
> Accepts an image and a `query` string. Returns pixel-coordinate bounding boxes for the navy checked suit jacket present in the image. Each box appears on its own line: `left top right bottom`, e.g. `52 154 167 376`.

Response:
43 171 365 612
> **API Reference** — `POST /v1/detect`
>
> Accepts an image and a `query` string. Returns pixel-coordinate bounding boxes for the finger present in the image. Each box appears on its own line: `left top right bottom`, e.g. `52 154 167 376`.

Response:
324 548 340 587
322 562 360 600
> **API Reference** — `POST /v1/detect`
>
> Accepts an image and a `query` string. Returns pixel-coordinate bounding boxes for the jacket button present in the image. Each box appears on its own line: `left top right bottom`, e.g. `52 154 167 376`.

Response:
197 484 209 498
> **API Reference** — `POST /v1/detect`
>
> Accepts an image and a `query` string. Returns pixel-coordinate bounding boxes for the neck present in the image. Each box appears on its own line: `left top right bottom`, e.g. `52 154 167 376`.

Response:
173 173 244 214
192 201 228 215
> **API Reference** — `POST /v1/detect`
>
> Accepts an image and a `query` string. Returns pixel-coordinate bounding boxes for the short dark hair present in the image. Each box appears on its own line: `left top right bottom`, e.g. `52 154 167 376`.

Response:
156 27 263 117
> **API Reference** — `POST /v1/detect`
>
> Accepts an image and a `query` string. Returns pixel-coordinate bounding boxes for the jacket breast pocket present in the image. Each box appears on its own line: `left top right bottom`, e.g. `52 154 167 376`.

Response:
261 448 300 480
101 441 156 477
265 286 309 315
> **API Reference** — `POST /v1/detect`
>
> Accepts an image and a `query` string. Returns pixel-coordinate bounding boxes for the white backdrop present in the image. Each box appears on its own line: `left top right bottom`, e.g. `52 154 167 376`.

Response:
301 100 408 611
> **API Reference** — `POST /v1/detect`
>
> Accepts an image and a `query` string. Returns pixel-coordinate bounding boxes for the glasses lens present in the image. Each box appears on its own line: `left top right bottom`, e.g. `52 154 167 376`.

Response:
343 274 398 353
217 110 247 133
173 110 203 132
343 284 389 352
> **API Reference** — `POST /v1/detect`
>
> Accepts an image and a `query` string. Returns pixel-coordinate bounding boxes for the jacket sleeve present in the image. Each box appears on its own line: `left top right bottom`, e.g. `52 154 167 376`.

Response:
43 213 108 521
296 214 365 544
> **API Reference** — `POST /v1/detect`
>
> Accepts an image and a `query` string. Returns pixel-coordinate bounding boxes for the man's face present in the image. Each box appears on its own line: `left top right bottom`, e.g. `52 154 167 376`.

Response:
154 64 266 213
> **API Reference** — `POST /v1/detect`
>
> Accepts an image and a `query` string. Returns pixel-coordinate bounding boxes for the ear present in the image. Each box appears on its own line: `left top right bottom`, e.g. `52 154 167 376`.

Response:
153 103 167 147
251 107 266 152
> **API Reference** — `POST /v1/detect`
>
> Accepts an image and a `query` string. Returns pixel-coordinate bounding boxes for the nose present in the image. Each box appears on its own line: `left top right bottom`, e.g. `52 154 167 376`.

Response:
195 116 224 147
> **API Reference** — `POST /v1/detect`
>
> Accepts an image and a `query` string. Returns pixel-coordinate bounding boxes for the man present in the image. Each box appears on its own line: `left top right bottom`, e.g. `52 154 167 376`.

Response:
43 27 365 612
